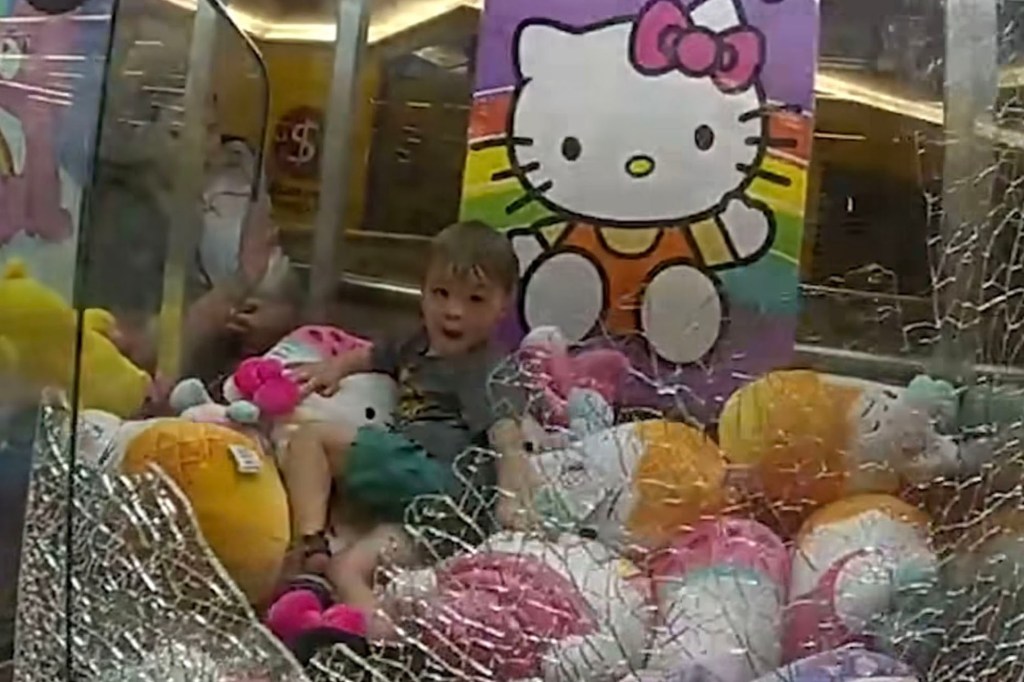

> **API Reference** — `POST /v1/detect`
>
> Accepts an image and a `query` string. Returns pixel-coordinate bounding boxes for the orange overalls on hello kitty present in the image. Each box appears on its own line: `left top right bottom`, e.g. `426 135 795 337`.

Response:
502 0 783 365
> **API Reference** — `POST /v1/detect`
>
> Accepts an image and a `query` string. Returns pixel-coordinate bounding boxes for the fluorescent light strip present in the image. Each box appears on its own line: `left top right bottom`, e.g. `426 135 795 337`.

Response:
161 0 481 44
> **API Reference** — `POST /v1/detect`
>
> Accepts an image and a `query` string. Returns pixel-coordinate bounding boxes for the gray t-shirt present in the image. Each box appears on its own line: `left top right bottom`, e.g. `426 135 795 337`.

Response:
370 331 521 470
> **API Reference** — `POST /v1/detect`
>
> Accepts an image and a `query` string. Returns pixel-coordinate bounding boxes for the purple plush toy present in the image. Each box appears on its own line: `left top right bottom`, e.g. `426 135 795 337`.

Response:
750 644 919 682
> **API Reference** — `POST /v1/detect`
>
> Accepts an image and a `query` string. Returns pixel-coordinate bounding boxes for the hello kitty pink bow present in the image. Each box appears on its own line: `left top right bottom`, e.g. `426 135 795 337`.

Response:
631 0 764 93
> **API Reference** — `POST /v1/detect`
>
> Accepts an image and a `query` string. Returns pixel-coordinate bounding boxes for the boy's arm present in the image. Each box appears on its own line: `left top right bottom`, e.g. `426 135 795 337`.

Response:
489 417 540 531
294 345 373 396
328 345 374 377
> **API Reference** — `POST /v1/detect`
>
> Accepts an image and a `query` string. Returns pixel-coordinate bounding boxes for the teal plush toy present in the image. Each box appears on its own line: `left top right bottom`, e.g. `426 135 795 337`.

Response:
901 373 1024 494
903 375 960 434
906 372 1024 433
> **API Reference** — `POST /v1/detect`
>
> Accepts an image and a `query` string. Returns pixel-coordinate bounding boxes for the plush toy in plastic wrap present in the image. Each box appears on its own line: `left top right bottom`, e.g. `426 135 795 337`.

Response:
0 259 151 417
385 531 651 681
530 420 727 548
718 370 958 528
785 494 938 662
630 518 788 681
515 326 631 433
109 419 291 606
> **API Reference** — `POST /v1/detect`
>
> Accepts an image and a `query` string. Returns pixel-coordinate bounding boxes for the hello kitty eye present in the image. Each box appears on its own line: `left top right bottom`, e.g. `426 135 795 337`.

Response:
694 125 715 151
561 136 582 161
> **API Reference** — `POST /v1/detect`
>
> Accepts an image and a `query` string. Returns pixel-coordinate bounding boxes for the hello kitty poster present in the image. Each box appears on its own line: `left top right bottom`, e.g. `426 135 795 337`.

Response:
461 0 817 418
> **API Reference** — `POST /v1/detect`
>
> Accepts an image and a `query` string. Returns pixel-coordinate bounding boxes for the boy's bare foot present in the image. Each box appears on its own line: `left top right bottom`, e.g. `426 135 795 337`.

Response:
365 610 401 643
300 531 332 575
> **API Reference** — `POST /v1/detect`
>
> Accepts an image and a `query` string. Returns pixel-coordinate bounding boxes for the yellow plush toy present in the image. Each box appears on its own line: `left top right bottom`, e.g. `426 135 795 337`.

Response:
121 420 290 605
718 370 957 534
0 259 151 417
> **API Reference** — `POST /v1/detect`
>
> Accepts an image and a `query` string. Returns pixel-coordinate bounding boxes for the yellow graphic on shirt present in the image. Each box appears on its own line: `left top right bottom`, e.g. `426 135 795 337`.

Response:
396 366 430 422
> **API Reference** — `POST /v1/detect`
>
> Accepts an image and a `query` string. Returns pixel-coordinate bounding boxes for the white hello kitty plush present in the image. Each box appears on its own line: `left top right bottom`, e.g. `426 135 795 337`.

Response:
171 325 397 459
503 0 777 364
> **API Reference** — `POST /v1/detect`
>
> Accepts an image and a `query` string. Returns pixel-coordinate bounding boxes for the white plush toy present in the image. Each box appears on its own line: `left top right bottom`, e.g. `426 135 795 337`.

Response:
271 372 397 459
76 409 169 471
530 420 727 549
170 325 397 458
385 531 651 682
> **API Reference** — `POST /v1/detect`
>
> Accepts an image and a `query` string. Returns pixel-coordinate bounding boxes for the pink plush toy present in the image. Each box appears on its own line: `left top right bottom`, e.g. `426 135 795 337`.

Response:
265 580 368 664
642 518 790 680
226 325 371 419
231 357 301 418
385 532 650 681
519 326 631 429
647 517 790 588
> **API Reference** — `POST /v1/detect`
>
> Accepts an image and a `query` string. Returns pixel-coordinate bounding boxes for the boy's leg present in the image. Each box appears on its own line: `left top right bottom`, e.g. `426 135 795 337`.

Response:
327 524 416 640
282 422 356 550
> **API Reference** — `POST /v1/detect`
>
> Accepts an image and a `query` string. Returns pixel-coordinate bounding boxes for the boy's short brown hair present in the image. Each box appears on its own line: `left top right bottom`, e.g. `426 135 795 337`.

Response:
428 220 520 293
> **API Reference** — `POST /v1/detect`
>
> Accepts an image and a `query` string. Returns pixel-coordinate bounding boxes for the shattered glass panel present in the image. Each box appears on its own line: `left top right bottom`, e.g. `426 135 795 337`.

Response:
14 397 306 682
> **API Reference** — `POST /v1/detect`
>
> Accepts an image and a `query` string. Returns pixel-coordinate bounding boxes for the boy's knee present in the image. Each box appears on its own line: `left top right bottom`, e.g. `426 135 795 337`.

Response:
289 422 353 451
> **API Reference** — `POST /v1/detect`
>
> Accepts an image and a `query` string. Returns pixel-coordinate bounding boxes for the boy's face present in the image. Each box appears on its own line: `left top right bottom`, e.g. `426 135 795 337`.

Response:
421 263 510 356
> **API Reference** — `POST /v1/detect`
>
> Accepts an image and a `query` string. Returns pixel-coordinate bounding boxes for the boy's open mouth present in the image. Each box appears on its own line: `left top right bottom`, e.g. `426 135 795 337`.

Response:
441 328 464 340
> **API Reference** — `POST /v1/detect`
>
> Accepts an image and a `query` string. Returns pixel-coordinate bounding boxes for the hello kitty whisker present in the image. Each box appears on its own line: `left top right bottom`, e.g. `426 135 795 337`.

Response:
506 180 553 215
470 135 535 152
744 136 799 149
491 161 541 182
736 163 792 187
529 215 564 231
737 103 803 123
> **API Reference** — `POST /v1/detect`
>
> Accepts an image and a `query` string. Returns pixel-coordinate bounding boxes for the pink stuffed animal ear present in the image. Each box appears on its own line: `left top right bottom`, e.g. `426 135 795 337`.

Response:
252 376 301 417
572 349 631 402
233 357 286 398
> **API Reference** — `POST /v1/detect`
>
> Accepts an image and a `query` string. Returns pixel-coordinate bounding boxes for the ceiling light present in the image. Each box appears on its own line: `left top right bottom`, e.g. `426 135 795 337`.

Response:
815 72 942 125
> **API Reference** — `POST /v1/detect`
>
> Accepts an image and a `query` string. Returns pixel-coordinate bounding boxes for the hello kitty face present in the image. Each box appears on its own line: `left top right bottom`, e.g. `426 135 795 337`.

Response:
852 385 958 482
510 0 766 226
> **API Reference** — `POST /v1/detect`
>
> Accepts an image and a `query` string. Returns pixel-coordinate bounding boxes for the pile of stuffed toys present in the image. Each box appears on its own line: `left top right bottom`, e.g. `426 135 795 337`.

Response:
8 261 1024 680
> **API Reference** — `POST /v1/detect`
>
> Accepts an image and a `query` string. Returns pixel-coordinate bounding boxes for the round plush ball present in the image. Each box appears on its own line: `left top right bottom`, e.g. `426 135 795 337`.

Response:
626 421 727 548
122 421 290 604
650 517 789 591
792 494 930 595
786 494 934 660
719 370 860 525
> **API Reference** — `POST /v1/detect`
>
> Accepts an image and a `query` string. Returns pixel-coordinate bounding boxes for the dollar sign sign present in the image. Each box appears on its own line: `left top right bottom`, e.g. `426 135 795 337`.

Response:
288 117 318 167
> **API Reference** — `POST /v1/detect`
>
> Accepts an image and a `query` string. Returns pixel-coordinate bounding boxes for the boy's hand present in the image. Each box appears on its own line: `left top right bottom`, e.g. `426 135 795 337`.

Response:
495 495 543 533
292 359 345 397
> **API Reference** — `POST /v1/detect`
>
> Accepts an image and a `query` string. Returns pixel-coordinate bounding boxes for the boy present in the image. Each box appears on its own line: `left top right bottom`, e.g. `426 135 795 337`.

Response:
283 221 536 638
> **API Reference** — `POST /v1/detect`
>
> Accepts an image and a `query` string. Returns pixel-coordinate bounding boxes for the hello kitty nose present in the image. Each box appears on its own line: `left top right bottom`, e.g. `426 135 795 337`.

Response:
625 154 655 179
